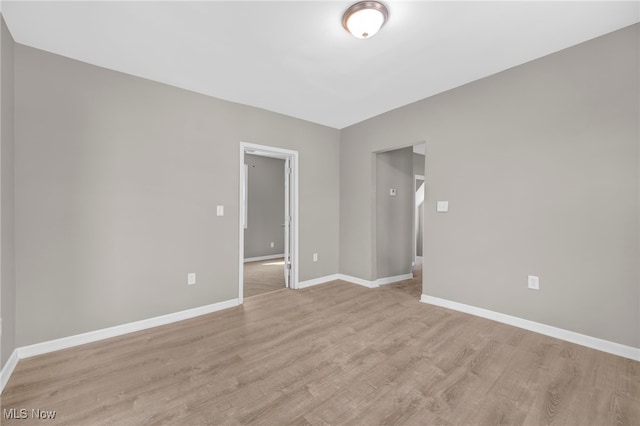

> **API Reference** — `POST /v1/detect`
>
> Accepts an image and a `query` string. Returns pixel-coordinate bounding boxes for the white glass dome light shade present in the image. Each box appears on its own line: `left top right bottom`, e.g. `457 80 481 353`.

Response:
343 2 389 39
346 8 384 39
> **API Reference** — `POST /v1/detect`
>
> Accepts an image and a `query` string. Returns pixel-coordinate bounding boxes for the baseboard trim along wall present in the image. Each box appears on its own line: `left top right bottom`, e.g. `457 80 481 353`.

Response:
298 273 413 289
0 298 240 394
337 274 377 288
299 274 374 289
1 272 411 392
0 349 19 394
338 273 413 288
298 274 340 289
376 273 413 286
18 298 240 359
420 294 640 361
244 254 285 263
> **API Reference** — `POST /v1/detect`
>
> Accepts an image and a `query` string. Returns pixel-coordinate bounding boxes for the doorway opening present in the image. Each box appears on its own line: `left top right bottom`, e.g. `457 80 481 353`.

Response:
239 142 298 304
372 142 424 299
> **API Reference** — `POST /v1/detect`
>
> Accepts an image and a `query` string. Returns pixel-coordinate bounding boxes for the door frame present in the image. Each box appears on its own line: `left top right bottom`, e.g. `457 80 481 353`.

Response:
238 142 299 304
371 141 425 286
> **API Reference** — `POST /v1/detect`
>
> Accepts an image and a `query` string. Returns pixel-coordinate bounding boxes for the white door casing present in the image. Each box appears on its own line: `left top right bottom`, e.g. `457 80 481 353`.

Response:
284 157 292 288
239 142 299 303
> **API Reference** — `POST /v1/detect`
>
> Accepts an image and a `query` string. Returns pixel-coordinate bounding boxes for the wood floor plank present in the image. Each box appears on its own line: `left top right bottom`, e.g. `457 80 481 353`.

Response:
244 258 286 298
1 264 638 425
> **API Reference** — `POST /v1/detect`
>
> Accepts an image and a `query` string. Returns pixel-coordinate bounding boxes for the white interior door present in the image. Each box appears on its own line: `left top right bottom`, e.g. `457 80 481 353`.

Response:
284 157 291 288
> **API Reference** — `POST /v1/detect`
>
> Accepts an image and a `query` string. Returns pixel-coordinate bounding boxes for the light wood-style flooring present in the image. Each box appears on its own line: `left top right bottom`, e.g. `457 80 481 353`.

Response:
1 267 638 425
244 258 286 298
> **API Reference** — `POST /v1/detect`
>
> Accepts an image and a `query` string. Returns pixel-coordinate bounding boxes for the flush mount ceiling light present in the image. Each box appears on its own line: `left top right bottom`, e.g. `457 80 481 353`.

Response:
342 1 389 39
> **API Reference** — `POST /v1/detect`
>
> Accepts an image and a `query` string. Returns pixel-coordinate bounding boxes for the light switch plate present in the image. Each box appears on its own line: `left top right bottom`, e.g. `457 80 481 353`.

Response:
188 273 196 285
216 205 224 216
389 188 397 197
437 201 449 212
528 275 539 290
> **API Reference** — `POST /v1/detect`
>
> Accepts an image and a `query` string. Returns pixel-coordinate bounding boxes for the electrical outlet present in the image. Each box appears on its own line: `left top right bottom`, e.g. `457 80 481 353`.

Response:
528 275 539 290
313 253 318 262
188 273 196 285
270 242 275 248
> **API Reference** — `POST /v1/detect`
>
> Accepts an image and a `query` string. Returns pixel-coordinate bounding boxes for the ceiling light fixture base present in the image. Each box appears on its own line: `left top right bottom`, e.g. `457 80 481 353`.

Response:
342 1 389 39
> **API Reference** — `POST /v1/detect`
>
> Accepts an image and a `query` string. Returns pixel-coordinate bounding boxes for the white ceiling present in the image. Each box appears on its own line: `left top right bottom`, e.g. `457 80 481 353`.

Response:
2 1 639 129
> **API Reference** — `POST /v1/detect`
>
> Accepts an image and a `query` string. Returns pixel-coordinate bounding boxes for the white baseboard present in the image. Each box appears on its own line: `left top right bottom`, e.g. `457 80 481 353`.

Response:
336 273 413 288
244 254 284 263
17 298 240 360
338 274 378 288
376 273 413 286
0 348 19 394
420 294 640 361
0 298 239 394
298 274 340 289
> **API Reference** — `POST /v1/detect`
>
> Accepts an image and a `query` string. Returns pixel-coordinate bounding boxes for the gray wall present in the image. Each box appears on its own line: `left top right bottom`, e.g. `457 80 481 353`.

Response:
244 154 285 259
0 16 16 369
375 147 413 279
340 24 639 348
413 152 425 177
5 19 638 354
14 44 340 347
